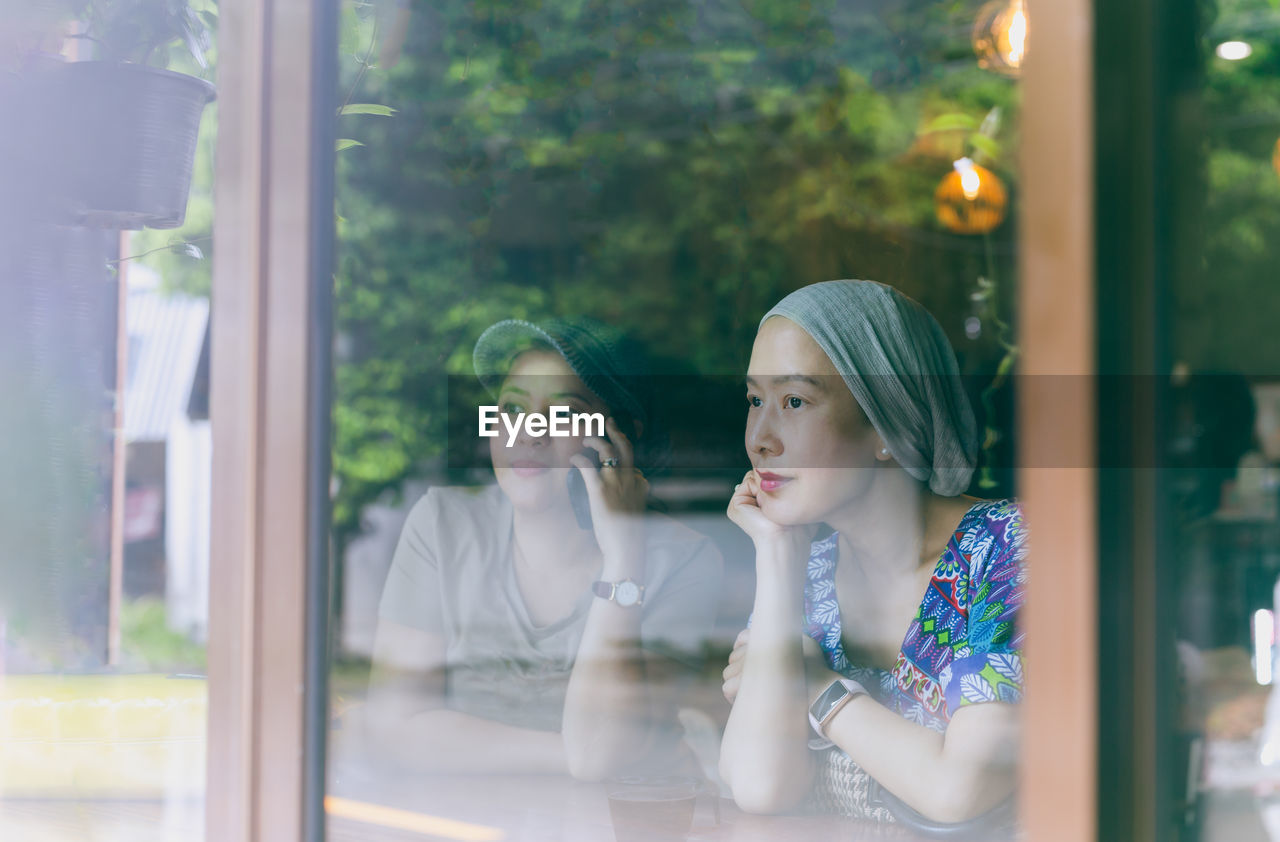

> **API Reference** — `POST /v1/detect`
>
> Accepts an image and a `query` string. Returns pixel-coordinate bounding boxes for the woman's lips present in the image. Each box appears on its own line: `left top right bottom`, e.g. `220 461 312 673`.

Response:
757 471 791 492
510 460 549 477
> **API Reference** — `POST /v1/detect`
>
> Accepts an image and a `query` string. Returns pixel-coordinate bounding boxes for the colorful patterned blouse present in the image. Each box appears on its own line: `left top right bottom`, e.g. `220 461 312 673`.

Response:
804 499 1028 733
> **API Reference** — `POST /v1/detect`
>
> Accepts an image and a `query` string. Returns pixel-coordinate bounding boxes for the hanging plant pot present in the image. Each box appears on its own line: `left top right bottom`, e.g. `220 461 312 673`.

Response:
48 61 215 230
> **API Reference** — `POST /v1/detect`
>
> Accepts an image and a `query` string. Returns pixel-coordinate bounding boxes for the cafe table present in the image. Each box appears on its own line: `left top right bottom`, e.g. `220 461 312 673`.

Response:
329 745 930 842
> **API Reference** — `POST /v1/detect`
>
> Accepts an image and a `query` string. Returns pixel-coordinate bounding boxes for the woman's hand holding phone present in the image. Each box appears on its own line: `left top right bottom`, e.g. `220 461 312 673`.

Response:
568 417 649 572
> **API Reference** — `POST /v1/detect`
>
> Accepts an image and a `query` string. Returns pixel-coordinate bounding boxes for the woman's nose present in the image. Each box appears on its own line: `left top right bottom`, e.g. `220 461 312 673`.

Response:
516 422 550 448
746 410 781 457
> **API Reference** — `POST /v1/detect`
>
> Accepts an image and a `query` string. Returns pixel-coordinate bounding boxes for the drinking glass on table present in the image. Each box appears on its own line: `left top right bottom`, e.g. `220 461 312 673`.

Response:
607 775 719 842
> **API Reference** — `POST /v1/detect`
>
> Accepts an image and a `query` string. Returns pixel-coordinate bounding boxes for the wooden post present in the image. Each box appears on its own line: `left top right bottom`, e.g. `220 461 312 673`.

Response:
1018 0 1097 838
107 230 129 666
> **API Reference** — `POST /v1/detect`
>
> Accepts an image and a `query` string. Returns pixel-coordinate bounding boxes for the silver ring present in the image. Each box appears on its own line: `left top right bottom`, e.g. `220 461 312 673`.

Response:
600 457 620 468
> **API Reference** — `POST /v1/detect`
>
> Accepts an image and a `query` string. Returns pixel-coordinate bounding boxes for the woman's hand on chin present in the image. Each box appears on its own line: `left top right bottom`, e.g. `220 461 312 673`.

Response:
571 417 649 570
728 470 814 553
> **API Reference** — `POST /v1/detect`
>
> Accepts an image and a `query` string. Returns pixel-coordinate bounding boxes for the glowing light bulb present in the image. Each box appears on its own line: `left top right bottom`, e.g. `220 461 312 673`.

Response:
957 159 982 200
1005 4 1027 66
935 159 1007 235
1216 41 1252 61
973 0 1029 78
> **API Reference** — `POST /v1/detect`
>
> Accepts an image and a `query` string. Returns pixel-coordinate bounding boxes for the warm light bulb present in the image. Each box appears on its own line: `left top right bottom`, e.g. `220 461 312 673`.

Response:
1005 4 1027 67
1216 40 1253 61
973 0 1029 77
958 161 981 200
935 158 1008 235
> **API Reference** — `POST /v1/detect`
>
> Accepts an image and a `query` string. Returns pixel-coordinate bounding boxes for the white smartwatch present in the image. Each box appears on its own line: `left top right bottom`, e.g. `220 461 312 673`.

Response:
591 578 645 608
807 677 868 749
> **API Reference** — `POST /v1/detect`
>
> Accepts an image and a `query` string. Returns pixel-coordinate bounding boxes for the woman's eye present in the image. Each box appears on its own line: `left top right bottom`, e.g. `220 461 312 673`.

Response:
500 401 524 414
746 395 762 408
786 396 805 409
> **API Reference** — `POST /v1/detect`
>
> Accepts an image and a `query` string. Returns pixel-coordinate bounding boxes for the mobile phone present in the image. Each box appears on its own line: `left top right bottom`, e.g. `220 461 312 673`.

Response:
567 448 600 530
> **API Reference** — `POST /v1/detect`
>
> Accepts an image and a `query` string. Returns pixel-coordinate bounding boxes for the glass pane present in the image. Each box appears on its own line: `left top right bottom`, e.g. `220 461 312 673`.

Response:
0 3 216 838
1162 2 1280 839
328 0 1027 838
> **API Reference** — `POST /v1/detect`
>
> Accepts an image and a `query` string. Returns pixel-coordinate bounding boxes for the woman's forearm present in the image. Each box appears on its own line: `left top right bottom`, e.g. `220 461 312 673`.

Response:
719 540 814 814
561 547 652 781
824 696 1018 822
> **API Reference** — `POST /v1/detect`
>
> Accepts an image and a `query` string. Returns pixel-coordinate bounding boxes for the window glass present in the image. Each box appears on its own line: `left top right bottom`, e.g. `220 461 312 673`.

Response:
1162 2 1280 838
0 2 217 837
328 0 1027 837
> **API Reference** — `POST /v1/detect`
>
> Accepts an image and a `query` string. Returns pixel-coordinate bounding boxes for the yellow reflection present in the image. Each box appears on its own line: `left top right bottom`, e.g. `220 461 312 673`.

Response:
935 158 1008 235
1005 2 1027 67
973 0 1029 77
325 796 507 841
0 674 206 799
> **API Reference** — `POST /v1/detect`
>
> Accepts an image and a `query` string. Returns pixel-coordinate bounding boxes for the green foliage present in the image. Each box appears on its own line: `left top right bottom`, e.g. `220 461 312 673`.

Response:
340 103 398 117
77 0 215 68
119 597 207 672
1175 0 1280 373
330 0 1023 539
129 1 218 293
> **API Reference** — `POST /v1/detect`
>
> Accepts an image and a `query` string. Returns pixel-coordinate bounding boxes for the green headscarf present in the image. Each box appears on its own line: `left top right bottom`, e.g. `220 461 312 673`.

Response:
761 280 978 496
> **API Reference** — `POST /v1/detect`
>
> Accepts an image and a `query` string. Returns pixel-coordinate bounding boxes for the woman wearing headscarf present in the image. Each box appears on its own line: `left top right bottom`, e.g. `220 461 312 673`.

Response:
719 281 1027 826
366 317 723 780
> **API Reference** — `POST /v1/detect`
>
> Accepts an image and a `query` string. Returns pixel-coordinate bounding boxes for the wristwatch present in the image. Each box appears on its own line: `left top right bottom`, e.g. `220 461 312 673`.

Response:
807 677 868 748
591 578 645 608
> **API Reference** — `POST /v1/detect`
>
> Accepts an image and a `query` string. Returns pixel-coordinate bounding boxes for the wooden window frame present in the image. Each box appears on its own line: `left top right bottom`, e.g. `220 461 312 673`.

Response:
1017 0 1098 838
206 0 336 840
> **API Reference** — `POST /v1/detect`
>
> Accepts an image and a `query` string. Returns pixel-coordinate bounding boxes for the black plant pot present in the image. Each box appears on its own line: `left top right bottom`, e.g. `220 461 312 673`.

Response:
47 61 215 230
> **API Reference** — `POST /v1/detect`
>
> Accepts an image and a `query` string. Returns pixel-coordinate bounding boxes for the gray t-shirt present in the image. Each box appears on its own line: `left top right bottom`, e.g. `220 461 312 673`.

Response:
378 485 724 732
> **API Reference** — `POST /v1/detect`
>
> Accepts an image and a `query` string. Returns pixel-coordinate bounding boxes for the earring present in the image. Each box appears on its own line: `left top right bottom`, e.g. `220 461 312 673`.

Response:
879 447 889 456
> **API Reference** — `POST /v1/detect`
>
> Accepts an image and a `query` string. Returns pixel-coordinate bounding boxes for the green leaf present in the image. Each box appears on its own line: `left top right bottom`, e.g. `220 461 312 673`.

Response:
921 113 979 134
339 103 398 117
336 139 365 152
968 133 1003 162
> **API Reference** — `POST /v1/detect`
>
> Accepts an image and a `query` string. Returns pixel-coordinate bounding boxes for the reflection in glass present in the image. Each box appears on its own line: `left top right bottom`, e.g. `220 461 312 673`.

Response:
328 0 1024 838
1162 1 1280 839
0 1 216 837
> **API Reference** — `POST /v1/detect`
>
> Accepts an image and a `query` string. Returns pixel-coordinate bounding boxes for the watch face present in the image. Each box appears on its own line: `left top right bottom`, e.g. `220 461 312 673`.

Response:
615 581 641 607
813 681 850 722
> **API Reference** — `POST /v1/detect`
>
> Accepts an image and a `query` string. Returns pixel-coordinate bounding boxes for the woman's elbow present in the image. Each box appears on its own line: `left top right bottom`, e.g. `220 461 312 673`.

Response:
910 792 974 825
728 777 808 815
720 755 808 815
563 732 635 782
901 775 1014 824
565 751 618 783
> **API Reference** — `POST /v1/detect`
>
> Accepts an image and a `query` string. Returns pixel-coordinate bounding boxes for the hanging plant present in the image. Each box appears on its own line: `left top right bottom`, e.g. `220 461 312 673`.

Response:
919 107 1018 491
73 0 213 69
38 0 217 229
